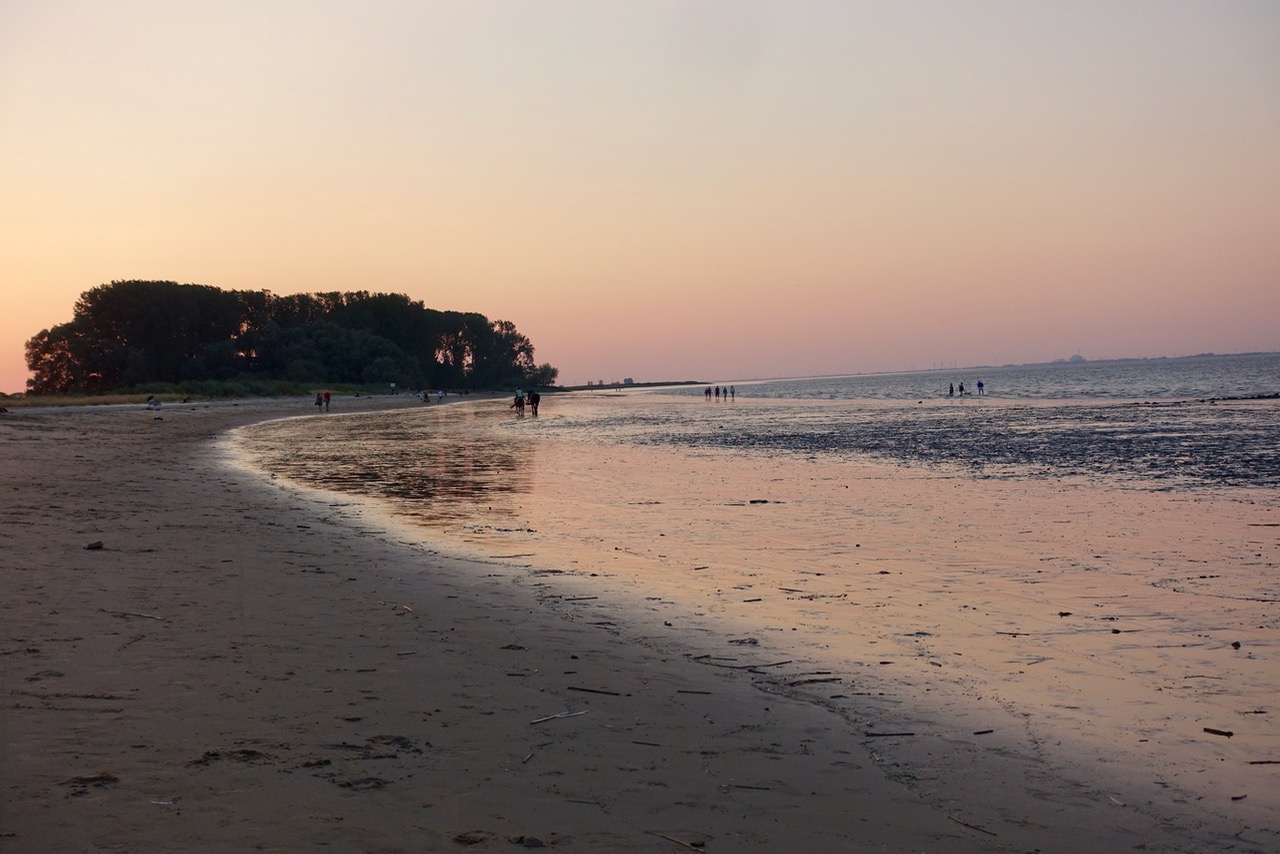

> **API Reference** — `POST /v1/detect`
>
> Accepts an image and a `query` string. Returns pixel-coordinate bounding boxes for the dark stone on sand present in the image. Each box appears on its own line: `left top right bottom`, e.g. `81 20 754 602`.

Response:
84 541 104 550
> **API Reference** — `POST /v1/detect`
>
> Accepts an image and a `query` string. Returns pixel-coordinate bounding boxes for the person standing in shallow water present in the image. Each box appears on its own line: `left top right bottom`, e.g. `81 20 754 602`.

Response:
977 380 984 395
323 391 330 411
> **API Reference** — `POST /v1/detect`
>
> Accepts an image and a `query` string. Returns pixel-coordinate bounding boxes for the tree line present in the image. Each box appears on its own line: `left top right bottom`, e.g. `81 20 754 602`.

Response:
25 280 559 395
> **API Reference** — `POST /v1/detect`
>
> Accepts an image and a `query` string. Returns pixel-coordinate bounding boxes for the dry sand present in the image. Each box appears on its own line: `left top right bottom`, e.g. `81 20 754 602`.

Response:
2 396 1276 852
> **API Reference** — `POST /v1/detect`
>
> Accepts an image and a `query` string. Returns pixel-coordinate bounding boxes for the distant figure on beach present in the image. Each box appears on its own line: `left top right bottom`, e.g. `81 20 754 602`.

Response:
512 393 525 415
715 386 721 400
437 389 443 402
314 393 323 411
977 380 984 396
730 385 735 401
958 382 965 396
323 391 331 411
705 387 712 399
528 391 540 415
948 383 954 397
146 395 161 409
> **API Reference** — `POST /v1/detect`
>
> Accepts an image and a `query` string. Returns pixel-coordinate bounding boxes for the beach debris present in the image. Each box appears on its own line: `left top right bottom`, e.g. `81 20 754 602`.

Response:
395 650 415 656
947 814 997 836
455 829 494 845
1203 727 1235 738
188 749 269 766
100 608 167 622
676 689 712 695
563 596 598 602
633 740 661 747
1248 760 1280 765
60 772 118 786
728 637 759 645
336 777 390 791
401 604 413 612
500 643 527 650
150 799 174 806
865 731 916 738
507 834 546 848
645 829 704 850
973 729 994 735
1231 794 1248 801
530 710 588 725
84 540 104 550
1058 611 1072 617
567 686 621 696
24 669 64 682
1232 641 1242 649
742 597 763 603
788 677 841 687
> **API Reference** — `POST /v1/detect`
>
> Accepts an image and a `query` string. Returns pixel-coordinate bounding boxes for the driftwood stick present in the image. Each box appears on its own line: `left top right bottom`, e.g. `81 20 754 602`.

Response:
530 710 588 725
100 609 167 622
948 815 997 836
644 830 702 850
568 686 621 696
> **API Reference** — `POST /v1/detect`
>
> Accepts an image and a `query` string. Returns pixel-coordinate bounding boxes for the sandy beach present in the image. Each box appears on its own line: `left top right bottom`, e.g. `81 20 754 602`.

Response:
3 395 1277 852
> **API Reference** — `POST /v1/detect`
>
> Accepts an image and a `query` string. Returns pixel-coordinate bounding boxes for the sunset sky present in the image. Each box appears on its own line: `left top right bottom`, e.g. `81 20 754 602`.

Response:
2 1 1277 393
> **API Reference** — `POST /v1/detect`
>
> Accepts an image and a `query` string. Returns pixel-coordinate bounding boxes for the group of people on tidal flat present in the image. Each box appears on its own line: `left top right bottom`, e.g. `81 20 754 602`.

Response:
947 380 985 397
705 385 735 401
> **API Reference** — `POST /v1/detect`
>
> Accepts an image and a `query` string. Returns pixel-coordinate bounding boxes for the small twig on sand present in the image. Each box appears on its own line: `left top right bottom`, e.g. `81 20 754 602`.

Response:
1203 727 1234 738
788 677 841 687
100 609 167 622
530 710 588 725
644 830 703 850
948 815 997 836
567 686 621 696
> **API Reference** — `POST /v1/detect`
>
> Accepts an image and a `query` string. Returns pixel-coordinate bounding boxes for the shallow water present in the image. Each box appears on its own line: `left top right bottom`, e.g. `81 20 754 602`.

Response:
232 369 1280 847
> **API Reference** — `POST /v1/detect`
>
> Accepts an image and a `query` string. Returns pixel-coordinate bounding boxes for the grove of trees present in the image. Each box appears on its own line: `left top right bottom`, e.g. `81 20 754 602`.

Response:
25 280 559 395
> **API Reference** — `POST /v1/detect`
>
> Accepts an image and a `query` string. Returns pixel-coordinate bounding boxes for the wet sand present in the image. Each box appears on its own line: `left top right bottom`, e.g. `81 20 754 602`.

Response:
2 395 1276 851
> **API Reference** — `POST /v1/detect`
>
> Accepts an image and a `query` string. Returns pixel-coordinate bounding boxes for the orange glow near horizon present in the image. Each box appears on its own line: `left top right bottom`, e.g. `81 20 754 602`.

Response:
2 2 1278 393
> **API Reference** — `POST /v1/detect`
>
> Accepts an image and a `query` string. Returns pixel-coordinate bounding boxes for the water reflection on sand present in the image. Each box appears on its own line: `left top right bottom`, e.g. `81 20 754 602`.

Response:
235 393 1280 849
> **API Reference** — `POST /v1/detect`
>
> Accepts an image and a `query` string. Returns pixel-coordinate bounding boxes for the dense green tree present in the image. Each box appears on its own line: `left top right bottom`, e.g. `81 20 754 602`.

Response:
25 280 557 394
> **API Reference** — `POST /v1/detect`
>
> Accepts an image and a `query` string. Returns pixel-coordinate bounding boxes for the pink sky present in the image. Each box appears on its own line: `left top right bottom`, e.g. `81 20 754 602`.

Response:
2 1 1278 393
